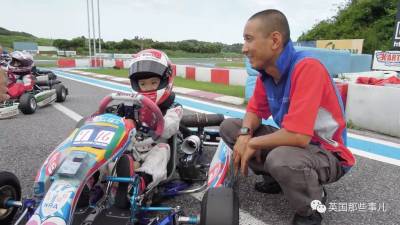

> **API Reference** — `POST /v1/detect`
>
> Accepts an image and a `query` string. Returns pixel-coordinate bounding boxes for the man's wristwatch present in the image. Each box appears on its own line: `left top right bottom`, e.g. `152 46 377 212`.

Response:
238 127 253 137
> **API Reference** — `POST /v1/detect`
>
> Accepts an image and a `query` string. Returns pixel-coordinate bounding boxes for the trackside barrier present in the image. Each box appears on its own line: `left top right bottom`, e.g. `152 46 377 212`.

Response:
346 83 400 138
57 59 76 68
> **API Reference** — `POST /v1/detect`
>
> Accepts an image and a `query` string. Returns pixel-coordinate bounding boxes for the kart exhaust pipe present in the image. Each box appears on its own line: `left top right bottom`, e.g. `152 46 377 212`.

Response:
181 113 225 127
181 135 201 155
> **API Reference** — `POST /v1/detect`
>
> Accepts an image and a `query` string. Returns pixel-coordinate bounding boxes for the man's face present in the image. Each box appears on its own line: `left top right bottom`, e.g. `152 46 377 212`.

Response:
242 19 273 70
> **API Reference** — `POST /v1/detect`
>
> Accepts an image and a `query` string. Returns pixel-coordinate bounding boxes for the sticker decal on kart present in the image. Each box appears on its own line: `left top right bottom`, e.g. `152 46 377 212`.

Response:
46 152 62 176
40 181 75 218
72 126 116 149
207 141 234 188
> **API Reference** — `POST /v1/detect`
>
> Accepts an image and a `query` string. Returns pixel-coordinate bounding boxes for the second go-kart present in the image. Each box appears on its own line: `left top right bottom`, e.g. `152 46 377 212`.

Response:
0 92 239 225
0 51 68 119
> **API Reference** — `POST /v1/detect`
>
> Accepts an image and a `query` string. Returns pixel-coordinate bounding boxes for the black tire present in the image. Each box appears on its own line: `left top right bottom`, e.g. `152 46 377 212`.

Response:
47 72 57 80
55 84 67 102
200 187 239 225
19 93 37 114
0 171 21 225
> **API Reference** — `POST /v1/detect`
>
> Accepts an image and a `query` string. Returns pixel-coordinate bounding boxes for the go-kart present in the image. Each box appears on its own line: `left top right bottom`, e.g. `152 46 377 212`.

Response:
0 68 68 119
0 92 239 225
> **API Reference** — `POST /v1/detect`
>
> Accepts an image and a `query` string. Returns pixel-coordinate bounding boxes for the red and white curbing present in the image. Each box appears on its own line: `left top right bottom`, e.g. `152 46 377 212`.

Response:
174 64 248 86
58 59 248 86
67 69 245 105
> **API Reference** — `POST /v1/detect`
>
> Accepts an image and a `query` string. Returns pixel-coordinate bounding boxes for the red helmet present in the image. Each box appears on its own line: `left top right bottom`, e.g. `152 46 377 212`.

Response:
129 49 174 106
8 51 34 75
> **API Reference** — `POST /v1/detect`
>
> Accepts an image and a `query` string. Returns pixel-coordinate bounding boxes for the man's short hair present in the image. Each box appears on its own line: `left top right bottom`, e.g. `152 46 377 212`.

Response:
249 9 291 45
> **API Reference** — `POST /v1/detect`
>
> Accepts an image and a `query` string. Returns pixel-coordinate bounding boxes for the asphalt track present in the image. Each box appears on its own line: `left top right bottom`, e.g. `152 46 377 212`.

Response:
0 72 399 225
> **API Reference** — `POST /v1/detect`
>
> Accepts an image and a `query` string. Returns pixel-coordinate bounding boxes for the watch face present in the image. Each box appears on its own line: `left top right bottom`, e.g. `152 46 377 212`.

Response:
240 127 250 135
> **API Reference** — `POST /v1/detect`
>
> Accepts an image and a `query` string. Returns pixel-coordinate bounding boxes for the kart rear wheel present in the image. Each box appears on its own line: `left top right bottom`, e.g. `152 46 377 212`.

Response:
200 187 239 225
19 93 37 114
55 84 67 102
0 171 21 225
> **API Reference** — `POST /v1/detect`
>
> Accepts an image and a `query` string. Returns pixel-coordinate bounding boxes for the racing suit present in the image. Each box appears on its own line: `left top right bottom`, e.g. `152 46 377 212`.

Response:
133 103 183 189
7 71 34 99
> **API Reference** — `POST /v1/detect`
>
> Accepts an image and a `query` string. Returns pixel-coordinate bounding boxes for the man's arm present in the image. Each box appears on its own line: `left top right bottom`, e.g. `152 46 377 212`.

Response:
241 111 261 132
249 128 311 150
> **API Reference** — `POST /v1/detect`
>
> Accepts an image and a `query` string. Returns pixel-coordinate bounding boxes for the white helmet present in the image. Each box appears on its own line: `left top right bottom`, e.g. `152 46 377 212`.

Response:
129 49 174 107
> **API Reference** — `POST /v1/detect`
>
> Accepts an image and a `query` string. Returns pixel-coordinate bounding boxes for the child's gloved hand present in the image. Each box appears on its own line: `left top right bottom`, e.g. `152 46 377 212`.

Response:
134 137 154 152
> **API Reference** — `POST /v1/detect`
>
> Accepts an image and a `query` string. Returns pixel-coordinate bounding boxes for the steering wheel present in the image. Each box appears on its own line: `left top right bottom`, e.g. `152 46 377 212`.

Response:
96 93 164 141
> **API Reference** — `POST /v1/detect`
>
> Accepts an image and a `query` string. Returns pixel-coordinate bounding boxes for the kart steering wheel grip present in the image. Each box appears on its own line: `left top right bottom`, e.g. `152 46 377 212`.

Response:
96 93 164 141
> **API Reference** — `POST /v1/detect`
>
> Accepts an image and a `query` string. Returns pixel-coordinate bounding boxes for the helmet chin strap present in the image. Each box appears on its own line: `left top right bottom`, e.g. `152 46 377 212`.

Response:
158 92 175 115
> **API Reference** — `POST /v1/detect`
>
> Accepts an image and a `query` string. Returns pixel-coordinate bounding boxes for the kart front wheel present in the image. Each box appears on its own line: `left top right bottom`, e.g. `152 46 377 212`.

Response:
19 93 37 114
55 84 67 102
200 187 239 225
0 171 21 225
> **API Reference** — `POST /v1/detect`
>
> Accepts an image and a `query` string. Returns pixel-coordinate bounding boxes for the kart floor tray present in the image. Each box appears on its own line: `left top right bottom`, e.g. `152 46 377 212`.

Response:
91 206 131 225
72 206 130 225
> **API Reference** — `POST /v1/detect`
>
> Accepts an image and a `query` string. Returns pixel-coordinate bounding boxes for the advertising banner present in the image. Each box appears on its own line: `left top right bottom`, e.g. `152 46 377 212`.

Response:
316 39 364 54
372 50 400 71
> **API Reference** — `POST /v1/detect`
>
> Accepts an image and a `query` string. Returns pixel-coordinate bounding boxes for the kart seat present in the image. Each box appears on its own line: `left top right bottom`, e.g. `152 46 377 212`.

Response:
164 134 178 182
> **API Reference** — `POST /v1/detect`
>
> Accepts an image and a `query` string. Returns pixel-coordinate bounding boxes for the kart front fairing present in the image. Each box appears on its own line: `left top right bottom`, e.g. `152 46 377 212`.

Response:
31 113 135 224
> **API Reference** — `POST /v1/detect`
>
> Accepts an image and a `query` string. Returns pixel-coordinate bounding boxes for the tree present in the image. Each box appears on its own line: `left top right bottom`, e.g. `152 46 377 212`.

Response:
298 0 397 54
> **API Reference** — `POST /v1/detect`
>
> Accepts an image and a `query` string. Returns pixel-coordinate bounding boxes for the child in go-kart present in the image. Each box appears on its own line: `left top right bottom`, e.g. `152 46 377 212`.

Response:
6 51 35 99
111 49 183 209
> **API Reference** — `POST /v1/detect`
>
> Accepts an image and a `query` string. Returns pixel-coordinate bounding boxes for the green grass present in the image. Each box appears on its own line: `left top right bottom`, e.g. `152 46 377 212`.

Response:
80 68 245 98
215 61 245 68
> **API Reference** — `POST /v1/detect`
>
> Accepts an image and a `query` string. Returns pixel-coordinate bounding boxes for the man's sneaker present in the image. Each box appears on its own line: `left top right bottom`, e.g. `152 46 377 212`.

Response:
291 212 322 225
114 154 134 209
254 175 282 194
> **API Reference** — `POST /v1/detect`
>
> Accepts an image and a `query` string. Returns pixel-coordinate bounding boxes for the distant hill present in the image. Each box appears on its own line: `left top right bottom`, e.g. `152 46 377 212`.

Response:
0 27 36 38
0 27 52 50
298 0 397 54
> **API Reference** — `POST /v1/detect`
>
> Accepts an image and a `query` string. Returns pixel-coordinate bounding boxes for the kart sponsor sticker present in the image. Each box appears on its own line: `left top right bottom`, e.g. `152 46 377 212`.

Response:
94 130 115 145
92 114 124 127
72 126 117 149
74 129 94 142
26 214 41 225
41 181 75 217
46 152 61 176
207 141 233 187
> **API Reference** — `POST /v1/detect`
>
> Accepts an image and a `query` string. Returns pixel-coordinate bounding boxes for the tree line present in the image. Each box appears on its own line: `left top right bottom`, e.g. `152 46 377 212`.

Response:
298 0 398 54
53 36 243 55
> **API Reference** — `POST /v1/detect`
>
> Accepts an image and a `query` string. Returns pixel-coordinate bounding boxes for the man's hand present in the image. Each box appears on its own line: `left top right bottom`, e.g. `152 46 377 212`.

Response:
240 142 262 176
233 135 251 176
0 69 9 102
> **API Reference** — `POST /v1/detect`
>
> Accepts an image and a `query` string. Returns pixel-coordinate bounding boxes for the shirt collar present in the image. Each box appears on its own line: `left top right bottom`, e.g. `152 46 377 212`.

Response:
256 39 295 80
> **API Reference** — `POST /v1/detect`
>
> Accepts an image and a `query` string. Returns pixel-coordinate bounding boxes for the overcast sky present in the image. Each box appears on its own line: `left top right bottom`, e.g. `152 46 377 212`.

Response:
0 0 349 44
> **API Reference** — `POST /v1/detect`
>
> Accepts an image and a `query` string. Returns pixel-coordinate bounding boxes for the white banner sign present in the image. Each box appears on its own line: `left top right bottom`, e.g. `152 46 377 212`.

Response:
372 50 400 71
113 53 133 59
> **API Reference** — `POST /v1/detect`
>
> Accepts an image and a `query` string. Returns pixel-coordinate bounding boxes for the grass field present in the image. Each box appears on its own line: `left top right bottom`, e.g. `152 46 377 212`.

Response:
81 68 245 98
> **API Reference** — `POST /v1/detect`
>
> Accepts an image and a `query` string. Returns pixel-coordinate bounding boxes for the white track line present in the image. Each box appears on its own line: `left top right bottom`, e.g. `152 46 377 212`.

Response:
349 147 400 167
53 103 82 122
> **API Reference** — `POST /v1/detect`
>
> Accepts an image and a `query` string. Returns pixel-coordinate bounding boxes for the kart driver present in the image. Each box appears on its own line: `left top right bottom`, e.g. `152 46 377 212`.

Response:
112 49 183 209
6 51 35 99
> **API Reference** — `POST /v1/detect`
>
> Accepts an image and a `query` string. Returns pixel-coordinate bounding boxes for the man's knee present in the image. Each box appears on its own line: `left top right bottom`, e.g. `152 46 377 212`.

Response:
265 146 310 177
219 118 241 145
